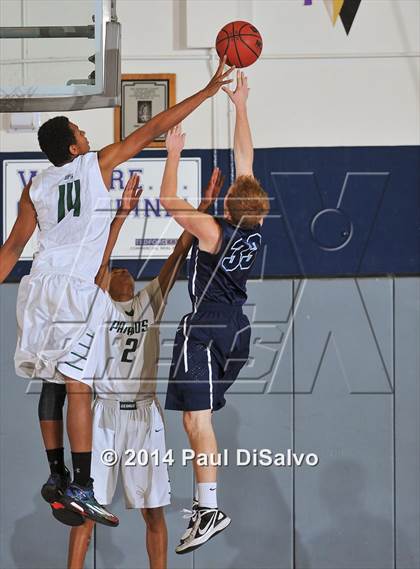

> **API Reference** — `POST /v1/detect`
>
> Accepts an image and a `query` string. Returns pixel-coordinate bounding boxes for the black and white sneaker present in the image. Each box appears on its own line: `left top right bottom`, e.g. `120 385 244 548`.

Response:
175 507 231 554
179 499 199 544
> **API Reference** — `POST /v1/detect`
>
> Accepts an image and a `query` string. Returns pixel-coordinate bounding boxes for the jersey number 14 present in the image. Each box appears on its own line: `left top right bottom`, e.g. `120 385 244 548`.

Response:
58 180 81 223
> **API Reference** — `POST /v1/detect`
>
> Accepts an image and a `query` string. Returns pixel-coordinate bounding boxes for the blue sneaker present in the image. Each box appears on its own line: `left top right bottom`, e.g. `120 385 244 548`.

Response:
41 467 71 503
41 468 85 527
60 478 119 527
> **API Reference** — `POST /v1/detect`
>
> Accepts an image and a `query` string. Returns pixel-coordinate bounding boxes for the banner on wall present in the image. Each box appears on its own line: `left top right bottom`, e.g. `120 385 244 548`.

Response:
2 146 419 279
305 0 362 34
2 157 201 261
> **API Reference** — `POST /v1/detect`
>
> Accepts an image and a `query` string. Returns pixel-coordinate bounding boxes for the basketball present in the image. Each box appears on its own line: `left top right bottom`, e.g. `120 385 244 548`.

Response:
216 21 263 68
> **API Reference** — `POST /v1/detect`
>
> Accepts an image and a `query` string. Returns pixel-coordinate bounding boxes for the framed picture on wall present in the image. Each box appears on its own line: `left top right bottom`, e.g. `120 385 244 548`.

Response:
114 74 176 148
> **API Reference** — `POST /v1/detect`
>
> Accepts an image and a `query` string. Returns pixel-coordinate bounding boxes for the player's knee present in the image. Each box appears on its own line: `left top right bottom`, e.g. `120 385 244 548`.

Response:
141 507 165 531
65 377 92 398
183 410 211 436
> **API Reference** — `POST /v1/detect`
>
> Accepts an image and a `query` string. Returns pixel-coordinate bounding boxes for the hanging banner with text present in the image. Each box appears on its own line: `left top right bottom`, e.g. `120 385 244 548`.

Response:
2 157 201 261
2 146 419 279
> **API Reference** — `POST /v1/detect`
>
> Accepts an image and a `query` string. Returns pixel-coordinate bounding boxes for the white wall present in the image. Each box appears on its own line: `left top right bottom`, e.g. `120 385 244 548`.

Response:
0 0 419 152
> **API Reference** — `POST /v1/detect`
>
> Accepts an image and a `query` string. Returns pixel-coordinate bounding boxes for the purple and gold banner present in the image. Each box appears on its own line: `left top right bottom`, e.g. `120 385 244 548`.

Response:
307 0 362 34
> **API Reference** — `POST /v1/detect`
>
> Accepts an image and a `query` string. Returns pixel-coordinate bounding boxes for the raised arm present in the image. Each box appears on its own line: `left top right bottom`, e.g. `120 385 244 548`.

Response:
223 71 253 177
98 58 234 187
158 168 224 298
95 175 142 290
159 126 221 253
0 183 37 283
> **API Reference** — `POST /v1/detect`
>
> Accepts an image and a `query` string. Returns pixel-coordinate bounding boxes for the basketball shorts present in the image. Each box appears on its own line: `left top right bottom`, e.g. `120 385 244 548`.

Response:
92 397 171 509
165 303 251 412
15 272 110 384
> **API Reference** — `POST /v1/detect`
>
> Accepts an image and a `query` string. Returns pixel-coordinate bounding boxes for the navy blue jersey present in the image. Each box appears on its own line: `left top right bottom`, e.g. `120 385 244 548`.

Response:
188 218 262 307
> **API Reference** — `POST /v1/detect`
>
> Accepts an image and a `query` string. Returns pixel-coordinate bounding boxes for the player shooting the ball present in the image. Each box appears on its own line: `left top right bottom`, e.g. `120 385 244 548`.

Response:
159 71 270 553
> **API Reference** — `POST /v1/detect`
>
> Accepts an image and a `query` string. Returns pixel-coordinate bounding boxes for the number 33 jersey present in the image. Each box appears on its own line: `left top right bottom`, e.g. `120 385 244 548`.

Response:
188 218 262 307
29 152 111 281
80 278 165 401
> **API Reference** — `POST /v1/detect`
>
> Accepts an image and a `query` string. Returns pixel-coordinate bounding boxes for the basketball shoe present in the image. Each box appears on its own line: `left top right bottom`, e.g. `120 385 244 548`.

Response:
175 507 231 554
41 467 85 526
179 499 199 544
60 478 119 527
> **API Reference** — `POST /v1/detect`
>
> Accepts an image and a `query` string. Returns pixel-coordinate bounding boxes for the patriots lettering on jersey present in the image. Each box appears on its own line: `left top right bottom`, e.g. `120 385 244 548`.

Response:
109 320 149 335
221 233 262 272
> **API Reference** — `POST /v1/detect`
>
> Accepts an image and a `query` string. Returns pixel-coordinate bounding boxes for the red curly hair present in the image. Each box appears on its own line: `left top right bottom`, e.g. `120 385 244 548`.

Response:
225 176 270 228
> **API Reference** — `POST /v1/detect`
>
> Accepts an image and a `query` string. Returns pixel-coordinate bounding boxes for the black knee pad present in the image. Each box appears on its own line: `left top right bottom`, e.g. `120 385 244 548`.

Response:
38 381 67 421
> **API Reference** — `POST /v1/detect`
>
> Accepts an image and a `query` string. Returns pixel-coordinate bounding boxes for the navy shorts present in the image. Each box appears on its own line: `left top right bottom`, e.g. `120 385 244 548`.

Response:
165 303 250 412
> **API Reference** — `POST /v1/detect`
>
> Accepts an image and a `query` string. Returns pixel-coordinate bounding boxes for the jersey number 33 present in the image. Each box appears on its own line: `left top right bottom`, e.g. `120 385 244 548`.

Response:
222 233 261 272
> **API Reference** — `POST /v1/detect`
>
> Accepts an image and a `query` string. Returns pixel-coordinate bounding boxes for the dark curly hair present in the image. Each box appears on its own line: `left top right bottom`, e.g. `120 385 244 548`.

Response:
37 116 76 166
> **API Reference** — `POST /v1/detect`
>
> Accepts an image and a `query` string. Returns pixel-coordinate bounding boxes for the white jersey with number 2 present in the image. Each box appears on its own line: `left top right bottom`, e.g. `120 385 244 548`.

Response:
63 279 165 398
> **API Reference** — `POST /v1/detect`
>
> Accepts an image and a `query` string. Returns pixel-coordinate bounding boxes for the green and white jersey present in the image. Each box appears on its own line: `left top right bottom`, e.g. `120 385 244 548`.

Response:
92 278 166 401
29 152 111 281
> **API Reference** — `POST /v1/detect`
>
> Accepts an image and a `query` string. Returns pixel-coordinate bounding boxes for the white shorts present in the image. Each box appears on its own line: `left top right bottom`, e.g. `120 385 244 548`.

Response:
92 398 171 510
14 272 110 384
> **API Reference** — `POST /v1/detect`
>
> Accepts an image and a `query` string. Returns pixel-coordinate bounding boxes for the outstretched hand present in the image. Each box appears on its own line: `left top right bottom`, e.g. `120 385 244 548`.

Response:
204 56 236 98
165 124 186 155
222 70 249 107
199 167 225 212
118 174 142 215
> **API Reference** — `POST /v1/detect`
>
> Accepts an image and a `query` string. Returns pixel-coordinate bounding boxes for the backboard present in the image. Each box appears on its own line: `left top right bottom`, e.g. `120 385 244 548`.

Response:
0 0 120 111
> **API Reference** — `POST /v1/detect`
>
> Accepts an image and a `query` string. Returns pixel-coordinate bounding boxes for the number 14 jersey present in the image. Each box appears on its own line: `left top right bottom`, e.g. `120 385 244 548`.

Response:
29 152 111 281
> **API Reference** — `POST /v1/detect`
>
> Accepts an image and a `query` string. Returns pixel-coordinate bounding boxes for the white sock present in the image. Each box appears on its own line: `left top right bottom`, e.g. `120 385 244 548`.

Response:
194 486 199 503
198 482 217 509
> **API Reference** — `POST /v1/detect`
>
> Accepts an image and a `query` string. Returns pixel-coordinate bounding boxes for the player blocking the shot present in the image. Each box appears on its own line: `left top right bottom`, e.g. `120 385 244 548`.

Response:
160 72 270 553
66 169 224 569
0 58 234 528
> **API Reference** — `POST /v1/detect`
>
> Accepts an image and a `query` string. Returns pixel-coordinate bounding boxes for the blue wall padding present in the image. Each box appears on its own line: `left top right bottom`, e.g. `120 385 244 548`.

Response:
1 146 419 280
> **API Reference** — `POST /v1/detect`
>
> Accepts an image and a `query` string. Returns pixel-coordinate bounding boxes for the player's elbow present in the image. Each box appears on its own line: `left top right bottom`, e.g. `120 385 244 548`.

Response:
13 243 25 258
3 238 25 259
159 195 172 212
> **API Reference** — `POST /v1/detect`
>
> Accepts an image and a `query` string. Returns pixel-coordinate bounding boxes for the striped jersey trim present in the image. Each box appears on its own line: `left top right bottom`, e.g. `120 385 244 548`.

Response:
183 315 189 373
191 246 199 312
206 347 213 410
61 331 94 372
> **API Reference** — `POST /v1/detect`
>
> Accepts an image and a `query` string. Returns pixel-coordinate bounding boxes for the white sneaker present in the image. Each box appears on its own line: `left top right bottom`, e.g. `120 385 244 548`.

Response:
179 499 199 543
175 507 231 554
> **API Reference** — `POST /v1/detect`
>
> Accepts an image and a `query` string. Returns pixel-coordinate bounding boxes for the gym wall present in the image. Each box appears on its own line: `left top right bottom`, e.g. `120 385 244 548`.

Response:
0 0 418 150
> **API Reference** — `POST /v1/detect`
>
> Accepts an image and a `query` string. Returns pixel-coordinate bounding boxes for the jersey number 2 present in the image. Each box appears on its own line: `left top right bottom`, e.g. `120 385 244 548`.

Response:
121 338 139 363
58 180 81 223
